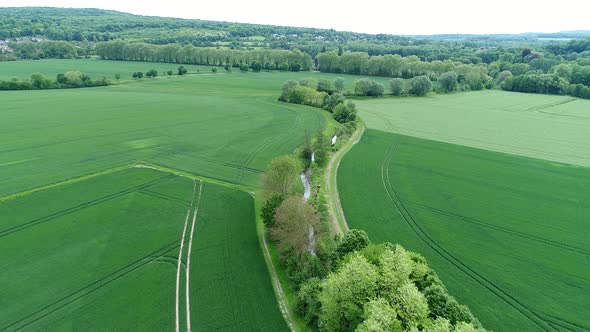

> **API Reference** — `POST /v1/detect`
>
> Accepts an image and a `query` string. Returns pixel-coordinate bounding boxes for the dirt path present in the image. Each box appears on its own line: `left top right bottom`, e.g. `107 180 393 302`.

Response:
324 121 365 236
184 181 204 332
175 181 198 332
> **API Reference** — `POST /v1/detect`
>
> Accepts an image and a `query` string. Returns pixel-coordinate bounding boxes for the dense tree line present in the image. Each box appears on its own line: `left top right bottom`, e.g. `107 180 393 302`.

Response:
96 41 312 71
0 71 110 90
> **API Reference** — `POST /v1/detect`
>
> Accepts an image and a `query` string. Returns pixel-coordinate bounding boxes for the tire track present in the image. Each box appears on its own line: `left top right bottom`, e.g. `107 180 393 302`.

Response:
185 181 203 332
0 240 180 332
175 180 198 332
0 174 175 238
380 144 554 331
403 200 590 256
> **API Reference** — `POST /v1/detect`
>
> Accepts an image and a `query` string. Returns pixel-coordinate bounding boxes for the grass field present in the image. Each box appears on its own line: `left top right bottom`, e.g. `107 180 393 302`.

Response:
356 90 590 167
339 91 590 331
0 167 287 331
0 59 356 330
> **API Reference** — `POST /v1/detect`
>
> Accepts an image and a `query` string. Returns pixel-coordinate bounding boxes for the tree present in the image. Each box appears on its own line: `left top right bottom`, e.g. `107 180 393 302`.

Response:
313 131 327 165
251 60 262 72
271 196 322 257
394 282 430 329
178 65 188 75
261 193 286 228
335 229 370 259
334 77 345 92
114 74 120 80
319 254 379 331
323 93 345 112
240 63 249 72
333 101 357 123
379 245 415 299
356 298 403 332
410 75 432 96
338 46 344 56
262 155 301 195
30 73 51 89
354 78 385 96
132 71 144 79
146 69 158 78
438 71 458 92
317 79 335 94
166 69 173 76
389 78 405 96
296 277 323 326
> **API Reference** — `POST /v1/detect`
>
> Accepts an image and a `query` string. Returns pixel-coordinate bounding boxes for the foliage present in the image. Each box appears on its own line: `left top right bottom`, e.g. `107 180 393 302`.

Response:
262 155 302 195
389 78 405 96
261 193 286 228
178 65 188 75
410 75 432 96
271 196 322 257
145 69 158 78
354 78 385 96
333 101 358 124
335 229 370 259
0 70 110 90
438 71 458 92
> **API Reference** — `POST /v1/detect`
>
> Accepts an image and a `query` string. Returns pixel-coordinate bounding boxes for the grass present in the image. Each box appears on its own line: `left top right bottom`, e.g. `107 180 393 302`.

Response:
0 167 287 331
357 90 590 167
339 127 590 331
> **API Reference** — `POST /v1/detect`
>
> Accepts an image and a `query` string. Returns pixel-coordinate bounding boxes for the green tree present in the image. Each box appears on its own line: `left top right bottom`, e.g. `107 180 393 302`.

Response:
262 155 301 195
410 75 432 96
438 71 458 92
314 131 328 165
335 229 370 259
356 298 403 332
211 67 218 73
166 69 173 76
146 69 158 78
394 282 430 329
296 277 323 326
334 77 345 92
178 65 188 75
271 196 322 257
333 101 357 123
389 78 405 96
114 74 121 80
319 254 379 331
240 63 249 71
30 73 51 89
261 193 286 228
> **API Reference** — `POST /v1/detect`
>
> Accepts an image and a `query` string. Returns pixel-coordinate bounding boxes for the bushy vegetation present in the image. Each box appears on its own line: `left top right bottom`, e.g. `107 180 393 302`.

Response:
0 70 110 90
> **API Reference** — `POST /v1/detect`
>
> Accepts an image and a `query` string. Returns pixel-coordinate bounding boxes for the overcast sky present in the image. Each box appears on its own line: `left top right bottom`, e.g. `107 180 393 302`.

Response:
1 0 589 35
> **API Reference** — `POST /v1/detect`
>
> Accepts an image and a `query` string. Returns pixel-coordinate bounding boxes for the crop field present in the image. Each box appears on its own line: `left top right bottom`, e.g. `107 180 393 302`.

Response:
0 59 360 331
339 92 590 331
356 90 590 167
0 167 287 331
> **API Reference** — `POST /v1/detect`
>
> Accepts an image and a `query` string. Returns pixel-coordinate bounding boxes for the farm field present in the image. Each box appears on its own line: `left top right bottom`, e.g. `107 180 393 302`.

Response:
0 167 287 331
339 91 590 331
356 90 590 167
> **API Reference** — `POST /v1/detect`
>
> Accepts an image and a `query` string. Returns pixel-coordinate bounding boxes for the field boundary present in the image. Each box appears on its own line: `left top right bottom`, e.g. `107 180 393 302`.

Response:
184 181 204 332
324 120 365 236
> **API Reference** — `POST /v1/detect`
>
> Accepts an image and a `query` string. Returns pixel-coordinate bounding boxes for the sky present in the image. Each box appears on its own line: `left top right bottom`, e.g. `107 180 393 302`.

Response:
0 0 589 35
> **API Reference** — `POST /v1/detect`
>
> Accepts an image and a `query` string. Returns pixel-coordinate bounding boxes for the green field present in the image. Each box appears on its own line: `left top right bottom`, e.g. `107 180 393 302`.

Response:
0 167 287 331
357 90 590 167
339 92 590 331
0 59 360 330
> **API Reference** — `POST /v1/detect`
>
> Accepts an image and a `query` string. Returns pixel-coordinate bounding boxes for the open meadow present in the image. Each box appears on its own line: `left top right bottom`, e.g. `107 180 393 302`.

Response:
339 92 590 331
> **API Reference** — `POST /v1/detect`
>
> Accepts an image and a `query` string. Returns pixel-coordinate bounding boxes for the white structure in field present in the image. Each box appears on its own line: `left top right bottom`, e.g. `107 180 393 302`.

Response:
331 135 337 146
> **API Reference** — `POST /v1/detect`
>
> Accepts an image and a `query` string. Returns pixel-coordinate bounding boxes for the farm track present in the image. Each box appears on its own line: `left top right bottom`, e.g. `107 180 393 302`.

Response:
185 182 204 332
0 174 176 238
175 180 198 332
403 200 590 255
0 240 180 332
379 144 555 331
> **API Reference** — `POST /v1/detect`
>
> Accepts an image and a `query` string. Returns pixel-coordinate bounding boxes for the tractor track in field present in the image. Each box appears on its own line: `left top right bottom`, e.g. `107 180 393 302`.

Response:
0 174 175 238
236 108 302 183
175 180 199 332
379 144 555 332
184 181 203 332
403 200 590 256
0 240 180 332
390 161 590 209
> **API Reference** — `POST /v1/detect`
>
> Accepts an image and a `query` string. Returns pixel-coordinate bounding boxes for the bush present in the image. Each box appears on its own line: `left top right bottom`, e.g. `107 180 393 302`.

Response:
410 75 432 96
261 193 286 228
354 78 385 96
335 229 370 259
145 69 158 78
166 70 173 76
389 78 405 96
438 71 459 92
211 67 218 73
333 101 357 123
178 66 188 75
251 61 262 72
240 63 249 72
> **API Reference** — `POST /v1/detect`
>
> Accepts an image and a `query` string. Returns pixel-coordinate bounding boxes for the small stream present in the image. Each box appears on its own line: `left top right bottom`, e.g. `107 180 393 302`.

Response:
300 172 316 256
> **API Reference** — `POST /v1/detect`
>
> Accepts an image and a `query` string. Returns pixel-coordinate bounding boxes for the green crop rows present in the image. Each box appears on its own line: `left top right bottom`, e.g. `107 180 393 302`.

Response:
339 91 590 331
